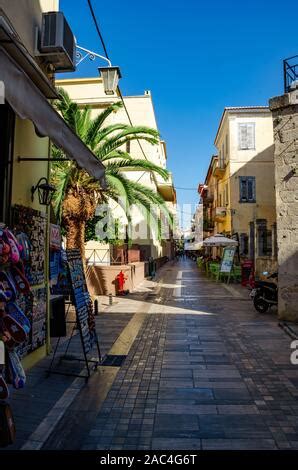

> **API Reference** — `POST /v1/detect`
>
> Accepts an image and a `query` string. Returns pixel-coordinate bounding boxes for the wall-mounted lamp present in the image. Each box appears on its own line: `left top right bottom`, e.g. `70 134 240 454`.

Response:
98 66 122 95
76 45 122 95
31 178 55 206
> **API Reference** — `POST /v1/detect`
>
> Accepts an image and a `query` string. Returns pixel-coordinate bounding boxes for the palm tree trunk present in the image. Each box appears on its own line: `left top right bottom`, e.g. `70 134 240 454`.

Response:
62 188 97 263
65 218 86 261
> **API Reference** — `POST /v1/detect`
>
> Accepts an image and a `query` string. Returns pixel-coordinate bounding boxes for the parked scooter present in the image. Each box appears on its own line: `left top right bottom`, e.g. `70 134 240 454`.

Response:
250 271 278 313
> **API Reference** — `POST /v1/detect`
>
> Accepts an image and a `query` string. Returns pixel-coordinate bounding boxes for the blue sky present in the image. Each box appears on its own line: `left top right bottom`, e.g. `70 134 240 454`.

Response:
60 0 297 226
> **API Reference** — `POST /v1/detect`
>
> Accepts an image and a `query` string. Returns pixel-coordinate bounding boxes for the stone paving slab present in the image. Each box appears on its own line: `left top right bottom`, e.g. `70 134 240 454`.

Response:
5 310 134 450
81 260 298 450
8 259 298 451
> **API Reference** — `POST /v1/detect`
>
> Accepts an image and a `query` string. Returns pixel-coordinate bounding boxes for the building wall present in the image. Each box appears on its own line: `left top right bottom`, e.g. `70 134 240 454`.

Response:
228 112 275 235
214 108 276 274
213 113 232 234
201 156 217 238
0 0 59 56
0 0 59 368
12 119 49 209
56 78 173 259
269 92 298 321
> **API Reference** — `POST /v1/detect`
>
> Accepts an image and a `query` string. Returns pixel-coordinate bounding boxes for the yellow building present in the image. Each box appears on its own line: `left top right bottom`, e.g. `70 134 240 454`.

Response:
199 155 218 238
212 106 277 274
56 77 177 261
0 1 105 368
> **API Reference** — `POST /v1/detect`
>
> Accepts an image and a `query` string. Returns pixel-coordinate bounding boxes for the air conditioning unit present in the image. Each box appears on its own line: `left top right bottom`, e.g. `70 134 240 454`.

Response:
39 12 76 72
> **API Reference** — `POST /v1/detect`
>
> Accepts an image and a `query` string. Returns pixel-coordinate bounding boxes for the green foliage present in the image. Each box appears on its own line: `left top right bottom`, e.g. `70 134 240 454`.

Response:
51 88 173 241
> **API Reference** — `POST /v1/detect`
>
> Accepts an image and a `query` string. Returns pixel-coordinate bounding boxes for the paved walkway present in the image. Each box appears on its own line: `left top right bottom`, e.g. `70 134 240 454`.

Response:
5 259 298 450
83 259 298 450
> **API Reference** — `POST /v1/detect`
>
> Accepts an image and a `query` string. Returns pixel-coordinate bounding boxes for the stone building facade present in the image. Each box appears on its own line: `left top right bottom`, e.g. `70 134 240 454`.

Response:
269 89 298 321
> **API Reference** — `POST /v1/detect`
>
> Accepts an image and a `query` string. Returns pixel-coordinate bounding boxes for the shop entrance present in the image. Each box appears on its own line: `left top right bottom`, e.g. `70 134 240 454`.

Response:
0 103 15 223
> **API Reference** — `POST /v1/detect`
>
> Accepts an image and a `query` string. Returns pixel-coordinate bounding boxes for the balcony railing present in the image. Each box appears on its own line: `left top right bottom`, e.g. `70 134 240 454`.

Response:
284 55 298 93
214 207 227 221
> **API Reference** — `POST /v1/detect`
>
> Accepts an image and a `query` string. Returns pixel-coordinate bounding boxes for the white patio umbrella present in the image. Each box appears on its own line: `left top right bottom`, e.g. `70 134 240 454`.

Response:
203 234 238 247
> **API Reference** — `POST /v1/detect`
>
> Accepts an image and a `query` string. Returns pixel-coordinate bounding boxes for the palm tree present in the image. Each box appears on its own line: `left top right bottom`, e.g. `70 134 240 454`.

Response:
51 89 172 258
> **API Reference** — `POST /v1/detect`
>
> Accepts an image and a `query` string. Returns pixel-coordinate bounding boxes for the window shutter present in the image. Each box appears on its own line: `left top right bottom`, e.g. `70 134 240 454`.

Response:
240 177 248 201
239 124 247 149
240 177 255 202
225 133 229 160
238 123 255 149
252 177 256 201
248 177 256 201
246 124 255 149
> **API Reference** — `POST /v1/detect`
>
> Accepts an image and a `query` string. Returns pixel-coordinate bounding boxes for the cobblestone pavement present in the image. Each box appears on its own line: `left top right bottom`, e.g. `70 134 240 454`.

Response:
81 260 298 450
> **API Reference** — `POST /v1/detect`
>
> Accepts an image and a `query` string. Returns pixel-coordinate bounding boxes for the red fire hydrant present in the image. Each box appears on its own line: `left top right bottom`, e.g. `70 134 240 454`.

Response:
116 270 128 295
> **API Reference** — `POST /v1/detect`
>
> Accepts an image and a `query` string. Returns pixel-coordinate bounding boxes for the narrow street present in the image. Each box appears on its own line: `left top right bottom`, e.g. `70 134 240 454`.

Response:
16 259 298 451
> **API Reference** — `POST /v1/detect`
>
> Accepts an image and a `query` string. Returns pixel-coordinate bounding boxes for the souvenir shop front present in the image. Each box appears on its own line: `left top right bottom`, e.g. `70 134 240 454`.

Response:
0 15 106 443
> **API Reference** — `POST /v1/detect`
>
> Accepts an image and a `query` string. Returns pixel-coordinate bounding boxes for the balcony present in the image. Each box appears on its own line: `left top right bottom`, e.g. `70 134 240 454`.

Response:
214 207 227 221
205 191 214 203
213 166 225 179
156 172 176 202
157 183 176 202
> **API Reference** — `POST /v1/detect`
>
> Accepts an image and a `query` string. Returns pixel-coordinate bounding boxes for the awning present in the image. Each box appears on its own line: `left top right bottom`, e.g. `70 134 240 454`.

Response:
0 16 58 99
203 234 238 247
0 24 106 185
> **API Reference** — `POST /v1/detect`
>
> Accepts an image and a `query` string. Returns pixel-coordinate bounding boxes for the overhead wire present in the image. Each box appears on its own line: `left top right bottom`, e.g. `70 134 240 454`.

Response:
86 0 158 187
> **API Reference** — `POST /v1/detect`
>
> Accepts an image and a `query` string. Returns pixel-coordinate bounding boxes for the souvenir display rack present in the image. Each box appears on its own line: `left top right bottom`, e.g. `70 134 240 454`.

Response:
47 249 101 382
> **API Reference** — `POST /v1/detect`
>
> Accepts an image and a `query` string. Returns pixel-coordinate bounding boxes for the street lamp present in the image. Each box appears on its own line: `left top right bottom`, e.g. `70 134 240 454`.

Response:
98 66 122 95
31 177 55 206
76 45 121 95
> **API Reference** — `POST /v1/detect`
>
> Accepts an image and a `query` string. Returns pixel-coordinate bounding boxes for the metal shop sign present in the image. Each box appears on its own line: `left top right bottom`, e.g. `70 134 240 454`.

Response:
220 246 236 273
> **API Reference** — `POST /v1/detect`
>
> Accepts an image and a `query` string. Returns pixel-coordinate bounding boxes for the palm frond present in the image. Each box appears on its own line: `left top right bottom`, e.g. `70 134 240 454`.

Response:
55 88 81 133
97 134 159 160
106 159 169 181
101 150 133 162
85 101 123 148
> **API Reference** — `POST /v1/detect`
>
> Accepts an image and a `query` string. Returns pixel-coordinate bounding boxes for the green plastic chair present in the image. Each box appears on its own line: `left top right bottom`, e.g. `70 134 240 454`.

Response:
209 263 220 281
218 271 231 283
231 265 241 283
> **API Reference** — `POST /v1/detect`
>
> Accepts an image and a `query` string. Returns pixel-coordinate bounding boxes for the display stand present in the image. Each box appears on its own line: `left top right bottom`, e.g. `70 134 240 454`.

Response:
219 246 236 284
47 249 101 383
47 301 101 382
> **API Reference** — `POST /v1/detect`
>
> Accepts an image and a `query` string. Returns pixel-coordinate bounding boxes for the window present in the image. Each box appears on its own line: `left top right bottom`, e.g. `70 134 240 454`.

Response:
239 176 256 203
219 142 226 169
238 123 255 150
126 141 131 154
225 133 229 161
257 219 272 257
